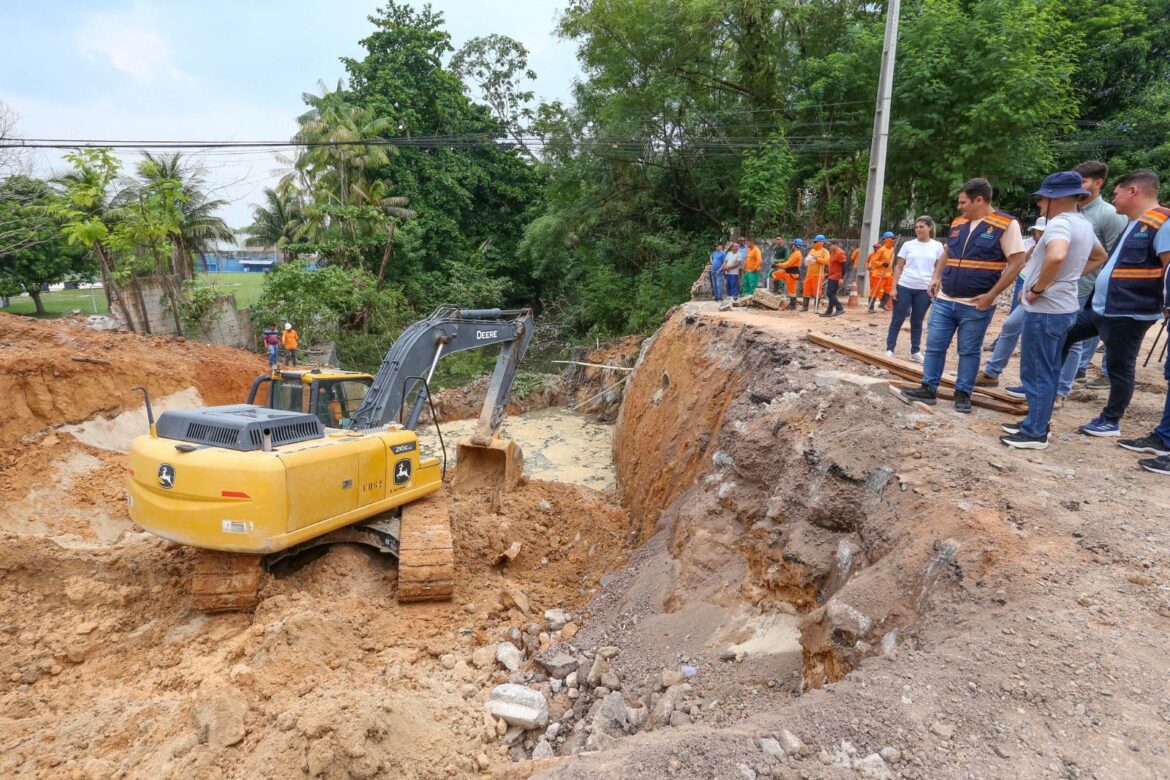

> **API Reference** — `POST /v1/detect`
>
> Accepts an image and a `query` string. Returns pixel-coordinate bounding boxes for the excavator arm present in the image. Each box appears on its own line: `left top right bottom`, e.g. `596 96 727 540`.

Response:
349 306 535 437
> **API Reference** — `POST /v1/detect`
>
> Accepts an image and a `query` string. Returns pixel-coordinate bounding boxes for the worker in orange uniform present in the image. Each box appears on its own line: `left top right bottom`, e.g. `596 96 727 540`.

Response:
802 234 830 312
771 238 804 309
867 231 897 312
281 322 300 366
742 239 763 295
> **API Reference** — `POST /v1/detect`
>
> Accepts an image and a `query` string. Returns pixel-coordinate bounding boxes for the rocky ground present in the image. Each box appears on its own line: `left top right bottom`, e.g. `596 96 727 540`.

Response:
2 302 1168 780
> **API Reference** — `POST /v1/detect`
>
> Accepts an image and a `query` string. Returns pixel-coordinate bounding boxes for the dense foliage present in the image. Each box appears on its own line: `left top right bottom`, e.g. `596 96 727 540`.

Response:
5 0 1170 350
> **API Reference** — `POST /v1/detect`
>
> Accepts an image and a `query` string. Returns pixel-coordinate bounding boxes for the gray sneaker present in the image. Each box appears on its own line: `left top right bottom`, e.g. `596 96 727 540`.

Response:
1118 434 1170 456
1085 375 1111 389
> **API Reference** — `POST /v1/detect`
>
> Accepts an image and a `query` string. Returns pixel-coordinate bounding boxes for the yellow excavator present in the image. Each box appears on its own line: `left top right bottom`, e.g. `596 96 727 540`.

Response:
127 307 533 611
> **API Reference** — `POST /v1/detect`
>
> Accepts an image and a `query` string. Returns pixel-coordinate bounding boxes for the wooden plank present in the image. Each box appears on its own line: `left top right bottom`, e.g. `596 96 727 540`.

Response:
807 331 1026 406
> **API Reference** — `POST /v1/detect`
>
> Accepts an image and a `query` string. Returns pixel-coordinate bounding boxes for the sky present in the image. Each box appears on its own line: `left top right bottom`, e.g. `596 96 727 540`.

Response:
0 0 581 229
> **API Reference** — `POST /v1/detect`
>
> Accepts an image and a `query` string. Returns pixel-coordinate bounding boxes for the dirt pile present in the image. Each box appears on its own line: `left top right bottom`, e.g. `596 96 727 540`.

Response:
0 315 636 779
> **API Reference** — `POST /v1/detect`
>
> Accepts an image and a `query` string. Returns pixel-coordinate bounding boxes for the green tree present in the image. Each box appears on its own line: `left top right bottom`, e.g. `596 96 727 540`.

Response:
0 176 90 315
241 185 305 258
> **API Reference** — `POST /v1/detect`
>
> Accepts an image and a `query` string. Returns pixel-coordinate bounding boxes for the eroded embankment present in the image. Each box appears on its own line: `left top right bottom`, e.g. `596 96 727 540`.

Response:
610 309 958 690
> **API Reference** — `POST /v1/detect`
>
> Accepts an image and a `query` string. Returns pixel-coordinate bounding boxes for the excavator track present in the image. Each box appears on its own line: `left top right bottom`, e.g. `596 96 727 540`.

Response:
396 492 455 603
191 550 264 613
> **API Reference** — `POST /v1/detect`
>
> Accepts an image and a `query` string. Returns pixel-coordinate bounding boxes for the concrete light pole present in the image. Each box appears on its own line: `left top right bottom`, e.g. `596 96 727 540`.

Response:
858 0 901 297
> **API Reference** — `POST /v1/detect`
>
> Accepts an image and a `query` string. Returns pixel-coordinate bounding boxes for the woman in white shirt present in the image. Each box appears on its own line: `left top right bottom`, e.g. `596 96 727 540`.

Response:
886 216 945 361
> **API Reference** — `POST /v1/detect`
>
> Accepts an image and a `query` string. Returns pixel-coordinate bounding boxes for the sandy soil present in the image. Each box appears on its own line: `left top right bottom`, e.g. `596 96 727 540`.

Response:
0 314 636 779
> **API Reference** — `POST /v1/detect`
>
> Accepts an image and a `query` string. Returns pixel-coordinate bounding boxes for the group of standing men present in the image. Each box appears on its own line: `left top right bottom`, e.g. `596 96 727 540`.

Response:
895 164 1170 472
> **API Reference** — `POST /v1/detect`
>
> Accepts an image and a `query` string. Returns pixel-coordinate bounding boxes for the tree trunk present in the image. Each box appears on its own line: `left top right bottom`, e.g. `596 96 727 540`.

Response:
27 288 45 315
165 274 186 337
375 223 396 290
93 242 138 333
130 278 153 334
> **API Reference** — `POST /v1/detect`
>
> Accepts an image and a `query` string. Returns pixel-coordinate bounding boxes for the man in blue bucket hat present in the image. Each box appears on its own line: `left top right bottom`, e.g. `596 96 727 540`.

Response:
1000 171 1107 449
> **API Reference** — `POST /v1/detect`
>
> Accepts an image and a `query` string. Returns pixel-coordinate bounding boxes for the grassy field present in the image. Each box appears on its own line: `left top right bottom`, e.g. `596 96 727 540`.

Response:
0 272 268 319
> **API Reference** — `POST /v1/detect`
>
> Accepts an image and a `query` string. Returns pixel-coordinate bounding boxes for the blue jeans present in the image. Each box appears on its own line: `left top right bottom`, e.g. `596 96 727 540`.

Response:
710 268 725 300
983 303 1025 377
1079 335 1105 374
724 273 740 299
923 297 996 394
1154 335 1170 448
1020 311 1077 437
1009 277 1025 312
886 285 932 353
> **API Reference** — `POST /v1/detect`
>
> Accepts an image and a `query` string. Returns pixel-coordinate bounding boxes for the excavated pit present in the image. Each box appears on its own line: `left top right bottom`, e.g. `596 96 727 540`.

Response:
4 310 1170 779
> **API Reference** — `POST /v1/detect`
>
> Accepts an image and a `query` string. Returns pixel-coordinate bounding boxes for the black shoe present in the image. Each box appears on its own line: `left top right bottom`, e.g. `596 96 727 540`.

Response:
831 309 845 317
1001 421 1022 434
818 311 832 317
1074 368 1087 381
954 390 972 414
1001 432 1050 450
898 384 937 406
1139 455 1170 475
1118 434 1170 456
787 300 798 310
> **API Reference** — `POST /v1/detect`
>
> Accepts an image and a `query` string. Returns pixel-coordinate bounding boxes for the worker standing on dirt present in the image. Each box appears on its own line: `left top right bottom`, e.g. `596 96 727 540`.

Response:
1000 171 1106 450
771 236 790 293
723 241 742 301
899 178 1026 413
743 239 763 296
710 242 727 301
867 232 897 312
281 323 300 367
1059 169 1170 440
820 241 847 317
802 235 830 312
772 238 803 309
262 324 280 370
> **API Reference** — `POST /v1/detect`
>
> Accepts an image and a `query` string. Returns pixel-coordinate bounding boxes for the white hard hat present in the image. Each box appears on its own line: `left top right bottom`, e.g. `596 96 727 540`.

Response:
284 323 292 330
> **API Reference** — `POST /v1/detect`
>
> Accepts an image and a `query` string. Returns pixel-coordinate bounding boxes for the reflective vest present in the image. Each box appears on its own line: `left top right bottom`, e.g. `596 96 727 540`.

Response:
1105 206 1170 316
942 210 1015 298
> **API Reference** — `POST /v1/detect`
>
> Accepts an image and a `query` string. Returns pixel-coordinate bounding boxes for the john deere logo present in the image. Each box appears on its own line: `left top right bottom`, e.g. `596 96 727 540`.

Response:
157 464 176 489
393 458 412 486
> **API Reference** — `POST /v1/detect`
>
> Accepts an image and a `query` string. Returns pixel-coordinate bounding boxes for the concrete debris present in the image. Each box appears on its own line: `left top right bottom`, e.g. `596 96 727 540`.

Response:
758 737 785 757
538 651 577 680
192 682 248 748
500 582 531 615
496 642 524 672
854 753 892 779
544 608 570 631
485 684 549 729
589 691 629 740
532 739 555 759
778 729 805 756
495 541 523 565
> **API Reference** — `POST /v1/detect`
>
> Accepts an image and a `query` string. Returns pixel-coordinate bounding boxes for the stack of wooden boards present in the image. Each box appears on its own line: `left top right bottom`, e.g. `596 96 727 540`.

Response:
806 331 1028 415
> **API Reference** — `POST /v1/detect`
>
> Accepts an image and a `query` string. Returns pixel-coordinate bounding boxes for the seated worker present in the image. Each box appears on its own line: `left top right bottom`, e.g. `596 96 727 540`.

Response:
771 238 804 309
317 386 345 428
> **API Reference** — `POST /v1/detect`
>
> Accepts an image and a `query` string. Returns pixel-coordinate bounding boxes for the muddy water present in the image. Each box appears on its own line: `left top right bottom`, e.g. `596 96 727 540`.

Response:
418 408 615 491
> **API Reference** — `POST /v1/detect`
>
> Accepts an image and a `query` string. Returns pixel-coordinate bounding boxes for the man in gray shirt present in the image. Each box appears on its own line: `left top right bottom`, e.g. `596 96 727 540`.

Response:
1064 161 1129 388
1002 171 1108 450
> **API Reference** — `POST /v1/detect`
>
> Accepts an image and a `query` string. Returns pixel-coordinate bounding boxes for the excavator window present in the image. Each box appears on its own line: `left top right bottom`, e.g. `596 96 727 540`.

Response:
314 379 371 428
271 380 306 414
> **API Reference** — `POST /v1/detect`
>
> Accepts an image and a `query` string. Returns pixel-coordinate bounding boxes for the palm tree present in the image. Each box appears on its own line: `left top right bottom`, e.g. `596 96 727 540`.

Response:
133 152 234 279
241 185 304 259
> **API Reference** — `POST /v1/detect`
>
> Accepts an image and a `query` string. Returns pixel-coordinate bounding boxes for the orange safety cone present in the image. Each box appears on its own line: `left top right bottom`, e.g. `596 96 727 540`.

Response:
846 278 859 308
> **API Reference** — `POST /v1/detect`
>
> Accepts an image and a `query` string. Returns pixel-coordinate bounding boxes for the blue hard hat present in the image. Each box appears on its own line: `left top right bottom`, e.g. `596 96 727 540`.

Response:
881 231 895 239
792 238 805 247
813 234 826 242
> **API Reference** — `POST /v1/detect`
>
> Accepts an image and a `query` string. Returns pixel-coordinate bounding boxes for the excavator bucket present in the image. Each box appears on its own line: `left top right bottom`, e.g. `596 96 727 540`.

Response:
452 436 524 494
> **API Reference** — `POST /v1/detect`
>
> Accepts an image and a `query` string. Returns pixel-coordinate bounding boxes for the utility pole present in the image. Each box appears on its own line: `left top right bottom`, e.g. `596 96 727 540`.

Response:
858 0 901 296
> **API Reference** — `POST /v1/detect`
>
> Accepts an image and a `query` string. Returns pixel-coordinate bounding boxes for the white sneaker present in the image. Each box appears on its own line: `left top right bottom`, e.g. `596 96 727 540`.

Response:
885 350 894 357
910 352 925 363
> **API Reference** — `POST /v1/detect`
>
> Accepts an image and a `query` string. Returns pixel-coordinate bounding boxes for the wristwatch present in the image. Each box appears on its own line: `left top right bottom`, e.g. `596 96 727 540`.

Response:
1029 285 1047 295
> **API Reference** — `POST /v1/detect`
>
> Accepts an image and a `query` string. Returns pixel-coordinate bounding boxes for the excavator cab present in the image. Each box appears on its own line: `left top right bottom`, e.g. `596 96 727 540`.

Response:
247 370 374 429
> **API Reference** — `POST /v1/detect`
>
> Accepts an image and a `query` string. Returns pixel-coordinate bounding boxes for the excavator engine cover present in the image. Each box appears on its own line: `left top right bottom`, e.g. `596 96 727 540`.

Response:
452 436 524 493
